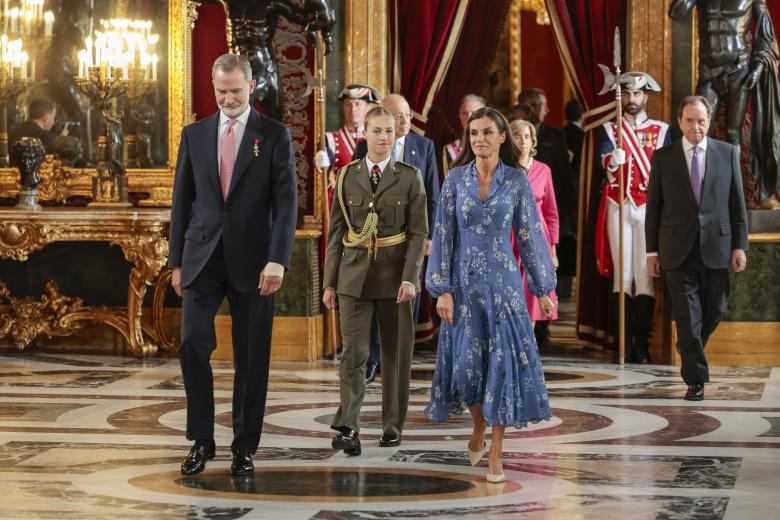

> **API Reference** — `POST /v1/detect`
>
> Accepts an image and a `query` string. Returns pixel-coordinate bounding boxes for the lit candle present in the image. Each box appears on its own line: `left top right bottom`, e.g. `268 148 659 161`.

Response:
20 51 27 79
10 8 19 34
151 53 158 81
44 11 54 37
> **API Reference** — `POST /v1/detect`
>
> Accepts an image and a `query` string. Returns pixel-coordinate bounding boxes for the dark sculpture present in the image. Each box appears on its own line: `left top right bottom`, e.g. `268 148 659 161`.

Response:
10 137 46 210
11 137 45 190
670 0 780 209
223 0 336 121
43 0 88 124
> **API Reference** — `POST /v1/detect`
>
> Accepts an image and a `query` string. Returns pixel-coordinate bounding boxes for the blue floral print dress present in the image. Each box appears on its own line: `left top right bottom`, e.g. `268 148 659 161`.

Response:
425 160 557 427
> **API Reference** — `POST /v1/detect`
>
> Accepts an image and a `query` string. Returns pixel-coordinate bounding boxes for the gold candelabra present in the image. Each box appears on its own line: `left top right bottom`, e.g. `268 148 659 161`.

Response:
0 60 30 167
75 65 130 206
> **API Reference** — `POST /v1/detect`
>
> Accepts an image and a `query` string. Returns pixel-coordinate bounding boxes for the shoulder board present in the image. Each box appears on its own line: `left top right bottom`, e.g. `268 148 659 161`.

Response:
394 160 416 169
338 159 361 175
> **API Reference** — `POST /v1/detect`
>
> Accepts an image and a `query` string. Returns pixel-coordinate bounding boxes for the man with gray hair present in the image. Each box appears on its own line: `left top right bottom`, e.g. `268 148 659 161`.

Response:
444 94 486 168
169 53 297 476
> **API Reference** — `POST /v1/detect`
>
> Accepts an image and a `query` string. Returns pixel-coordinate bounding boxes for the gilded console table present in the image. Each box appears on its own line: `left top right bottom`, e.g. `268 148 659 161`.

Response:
0 208 169 356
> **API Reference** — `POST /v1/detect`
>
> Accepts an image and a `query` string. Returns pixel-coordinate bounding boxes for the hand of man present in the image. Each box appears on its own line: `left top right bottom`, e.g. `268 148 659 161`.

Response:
436 293 454 325
315 149 331 170
59 123 69 137
171 267 182 297
551 245 559 269
608 148 626 170
259 273 283 295
647 256 661 278
731 249 747 272
538 295 556 318
322 288 337 310
397 283 416 303
425 239 432 256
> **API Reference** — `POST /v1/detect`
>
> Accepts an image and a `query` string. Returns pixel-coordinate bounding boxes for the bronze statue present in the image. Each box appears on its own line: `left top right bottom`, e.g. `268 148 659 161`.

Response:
670 0 780 209
43 0 88 124
223 0 336 120
10 137 46 210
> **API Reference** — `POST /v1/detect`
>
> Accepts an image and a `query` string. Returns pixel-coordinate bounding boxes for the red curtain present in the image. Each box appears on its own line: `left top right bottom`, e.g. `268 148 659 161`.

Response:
389 0 469 132
192 3 229 120
546 0 626 348
425 0 513 170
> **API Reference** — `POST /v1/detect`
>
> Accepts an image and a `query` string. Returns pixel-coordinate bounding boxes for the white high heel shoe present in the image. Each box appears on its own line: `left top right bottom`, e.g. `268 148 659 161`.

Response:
467 441 486 466
486 472 506 483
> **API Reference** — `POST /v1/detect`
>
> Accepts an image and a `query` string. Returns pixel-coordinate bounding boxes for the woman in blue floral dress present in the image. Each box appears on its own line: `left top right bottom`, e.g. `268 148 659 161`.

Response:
425 107 557 483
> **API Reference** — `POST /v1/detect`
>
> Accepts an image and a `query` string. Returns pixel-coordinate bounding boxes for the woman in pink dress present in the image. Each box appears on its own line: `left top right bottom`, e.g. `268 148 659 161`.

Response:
510 119 559 326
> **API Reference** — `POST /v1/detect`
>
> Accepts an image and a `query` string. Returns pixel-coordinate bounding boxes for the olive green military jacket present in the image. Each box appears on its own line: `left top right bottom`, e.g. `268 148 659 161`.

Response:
323 157 428 300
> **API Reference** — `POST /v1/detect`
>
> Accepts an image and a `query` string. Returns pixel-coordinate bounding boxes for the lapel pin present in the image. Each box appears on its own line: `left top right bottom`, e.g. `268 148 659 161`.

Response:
253 138 261 157
411 150 416 155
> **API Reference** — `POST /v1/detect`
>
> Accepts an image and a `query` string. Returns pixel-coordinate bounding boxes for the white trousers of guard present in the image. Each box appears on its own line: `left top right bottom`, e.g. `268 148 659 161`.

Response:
606 201 654 297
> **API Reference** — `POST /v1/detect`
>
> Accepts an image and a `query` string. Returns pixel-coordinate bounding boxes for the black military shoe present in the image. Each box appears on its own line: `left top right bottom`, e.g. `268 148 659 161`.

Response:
684 384 704 401
231 449 254 476
332 428 361 456
379 433 401 447
181 439 216 475
365 362 379 384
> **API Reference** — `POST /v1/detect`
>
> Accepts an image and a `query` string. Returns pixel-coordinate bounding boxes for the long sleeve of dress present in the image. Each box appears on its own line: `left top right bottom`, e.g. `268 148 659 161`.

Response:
513 177 557 297
425 173 458 297
541 166 560 245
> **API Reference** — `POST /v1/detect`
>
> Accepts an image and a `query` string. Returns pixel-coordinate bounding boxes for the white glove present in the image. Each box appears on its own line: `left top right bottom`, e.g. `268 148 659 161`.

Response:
315 150 331 169
608 148 626 170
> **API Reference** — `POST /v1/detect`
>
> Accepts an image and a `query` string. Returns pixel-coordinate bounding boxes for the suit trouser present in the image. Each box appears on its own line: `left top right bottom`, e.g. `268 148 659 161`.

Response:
332 293 414 435
178 239 275 453
368 291 420 365
664 245 729 385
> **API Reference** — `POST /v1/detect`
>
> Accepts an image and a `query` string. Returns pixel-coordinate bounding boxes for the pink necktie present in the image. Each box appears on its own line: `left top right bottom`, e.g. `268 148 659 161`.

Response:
220 118 238 200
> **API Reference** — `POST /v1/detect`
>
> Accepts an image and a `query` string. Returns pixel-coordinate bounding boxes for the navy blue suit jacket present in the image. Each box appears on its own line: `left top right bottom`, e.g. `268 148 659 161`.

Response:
168 108 298 292
353 132 439 239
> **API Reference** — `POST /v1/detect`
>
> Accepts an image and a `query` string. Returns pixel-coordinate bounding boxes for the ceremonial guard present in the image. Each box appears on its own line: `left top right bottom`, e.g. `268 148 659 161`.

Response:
595 71 671 363
322 106 428 455
324 84 382 172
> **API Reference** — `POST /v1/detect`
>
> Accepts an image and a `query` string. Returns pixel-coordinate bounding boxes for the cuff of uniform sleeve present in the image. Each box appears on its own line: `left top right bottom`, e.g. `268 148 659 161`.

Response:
646 252 658 257
263 262 285 279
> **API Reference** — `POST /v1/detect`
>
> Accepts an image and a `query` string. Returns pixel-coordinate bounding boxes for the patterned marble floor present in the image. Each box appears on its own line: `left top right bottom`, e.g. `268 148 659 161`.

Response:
0 349 778 519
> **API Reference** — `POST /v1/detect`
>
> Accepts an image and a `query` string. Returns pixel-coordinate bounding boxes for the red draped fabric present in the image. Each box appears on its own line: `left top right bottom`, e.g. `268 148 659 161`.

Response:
192 3 229 120
389 0 468 132
546 0 626 348
426 0 513 171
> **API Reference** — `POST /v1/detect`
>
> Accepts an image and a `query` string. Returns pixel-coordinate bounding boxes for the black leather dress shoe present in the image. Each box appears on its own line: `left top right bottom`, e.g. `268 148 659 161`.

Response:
332 428 361 456
684 384 704 401
231 449 254 476
379 433 401 447
365 362 379 384
181 439 216 475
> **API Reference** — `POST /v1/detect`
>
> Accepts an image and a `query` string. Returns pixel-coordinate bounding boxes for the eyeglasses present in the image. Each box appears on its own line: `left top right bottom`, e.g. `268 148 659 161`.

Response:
393 112 412 120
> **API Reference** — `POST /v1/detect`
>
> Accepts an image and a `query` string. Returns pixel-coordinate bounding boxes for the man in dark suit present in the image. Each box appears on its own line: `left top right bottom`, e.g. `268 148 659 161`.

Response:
645 95 748 401
9 98 69 152
353 93 439 383
169 54 297 476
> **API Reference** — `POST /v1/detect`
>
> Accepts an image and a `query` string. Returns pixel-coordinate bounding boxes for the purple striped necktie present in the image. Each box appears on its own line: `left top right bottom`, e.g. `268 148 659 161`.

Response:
690 145 702 206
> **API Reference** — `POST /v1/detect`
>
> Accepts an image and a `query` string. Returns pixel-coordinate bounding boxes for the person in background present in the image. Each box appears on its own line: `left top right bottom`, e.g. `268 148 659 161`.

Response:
10 99 69 152
645 95 747 401
443 94 486 171
563 99 584 180
510 119 559 328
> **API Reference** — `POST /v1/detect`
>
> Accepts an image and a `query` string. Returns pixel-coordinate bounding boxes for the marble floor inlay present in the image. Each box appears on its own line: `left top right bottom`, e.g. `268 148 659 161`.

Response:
0 351 777 519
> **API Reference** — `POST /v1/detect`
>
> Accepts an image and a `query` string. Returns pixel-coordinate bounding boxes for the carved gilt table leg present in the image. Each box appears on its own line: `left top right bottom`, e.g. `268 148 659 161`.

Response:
116 229 169 357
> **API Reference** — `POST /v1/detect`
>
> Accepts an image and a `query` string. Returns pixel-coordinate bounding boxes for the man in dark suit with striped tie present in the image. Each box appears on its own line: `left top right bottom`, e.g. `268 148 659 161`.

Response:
645 95 748 401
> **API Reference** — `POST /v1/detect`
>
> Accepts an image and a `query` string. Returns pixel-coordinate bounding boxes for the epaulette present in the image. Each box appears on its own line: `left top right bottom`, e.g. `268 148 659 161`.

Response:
393 160 416 169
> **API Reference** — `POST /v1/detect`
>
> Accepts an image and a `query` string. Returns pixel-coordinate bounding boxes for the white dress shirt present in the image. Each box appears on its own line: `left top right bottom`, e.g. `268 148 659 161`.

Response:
365 155 391 176
392 135 406 162
218 105 284 280
682 136 707 179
